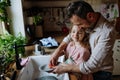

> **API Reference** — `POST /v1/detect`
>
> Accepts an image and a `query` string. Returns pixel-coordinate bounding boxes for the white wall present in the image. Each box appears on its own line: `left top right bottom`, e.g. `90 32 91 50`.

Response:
8 0 25 37
0 21 3 34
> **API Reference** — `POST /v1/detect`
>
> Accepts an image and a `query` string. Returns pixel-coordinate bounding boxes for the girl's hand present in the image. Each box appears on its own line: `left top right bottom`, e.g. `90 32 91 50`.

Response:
49 55 58 67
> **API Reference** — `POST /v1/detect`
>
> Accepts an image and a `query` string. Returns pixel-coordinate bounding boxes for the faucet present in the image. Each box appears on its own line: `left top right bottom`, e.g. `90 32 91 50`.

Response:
35 43 45 55
40 46 45 55
13 43 23 70
13 43 35 70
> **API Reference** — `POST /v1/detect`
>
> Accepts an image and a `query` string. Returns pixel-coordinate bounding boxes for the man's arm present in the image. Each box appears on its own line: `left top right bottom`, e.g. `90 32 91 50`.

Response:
79 25 116 74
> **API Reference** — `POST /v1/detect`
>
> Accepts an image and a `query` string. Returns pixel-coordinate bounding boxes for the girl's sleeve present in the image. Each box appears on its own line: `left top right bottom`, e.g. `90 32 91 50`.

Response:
63 34 72 44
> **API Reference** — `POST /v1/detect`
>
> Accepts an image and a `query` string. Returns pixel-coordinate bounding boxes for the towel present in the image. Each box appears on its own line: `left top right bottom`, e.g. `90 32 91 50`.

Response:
40 37 58 47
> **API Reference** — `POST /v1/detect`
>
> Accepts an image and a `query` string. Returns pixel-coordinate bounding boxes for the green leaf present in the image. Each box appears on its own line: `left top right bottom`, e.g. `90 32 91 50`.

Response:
0 33 26 72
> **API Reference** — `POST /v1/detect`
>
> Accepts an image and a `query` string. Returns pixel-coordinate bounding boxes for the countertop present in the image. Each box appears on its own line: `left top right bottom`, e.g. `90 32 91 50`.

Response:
24 31 78 80
24 46 77 80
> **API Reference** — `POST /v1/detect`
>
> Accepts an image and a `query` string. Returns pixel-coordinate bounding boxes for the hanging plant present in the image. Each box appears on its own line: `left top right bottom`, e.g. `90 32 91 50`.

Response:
0 0 11 23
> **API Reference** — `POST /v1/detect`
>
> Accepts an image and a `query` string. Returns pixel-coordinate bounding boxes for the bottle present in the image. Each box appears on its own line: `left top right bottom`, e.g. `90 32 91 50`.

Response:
65 56 75 64
35 44 41 55
40 46 45 55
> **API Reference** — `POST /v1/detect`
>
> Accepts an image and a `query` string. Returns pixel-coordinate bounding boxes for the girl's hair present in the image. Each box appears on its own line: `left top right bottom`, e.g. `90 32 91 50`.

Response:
81 29 90 49
66 0 94 19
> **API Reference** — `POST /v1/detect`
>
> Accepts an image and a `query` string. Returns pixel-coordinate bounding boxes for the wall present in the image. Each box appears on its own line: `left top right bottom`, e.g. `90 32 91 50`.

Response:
23 1 71 8
23 0 101 11
22 0 102 33
0 22 3 34
8 0 25 37
6 0 119 36
23 1 72 32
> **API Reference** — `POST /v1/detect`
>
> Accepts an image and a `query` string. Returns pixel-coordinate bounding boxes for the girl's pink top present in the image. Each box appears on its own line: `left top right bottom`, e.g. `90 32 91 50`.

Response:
66 41 93 80
66 42 90 65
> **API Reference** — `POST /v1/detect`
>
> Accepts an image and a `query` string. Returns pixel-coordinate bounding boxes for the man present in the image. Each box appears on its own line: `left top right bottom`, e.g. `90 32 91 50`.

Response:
49 1 116 80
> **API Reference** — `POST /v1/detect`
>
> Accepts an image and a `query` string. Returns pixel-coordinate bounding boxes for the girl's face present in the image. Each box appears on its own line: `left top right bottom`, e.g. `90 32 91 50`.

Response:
71 25 85 42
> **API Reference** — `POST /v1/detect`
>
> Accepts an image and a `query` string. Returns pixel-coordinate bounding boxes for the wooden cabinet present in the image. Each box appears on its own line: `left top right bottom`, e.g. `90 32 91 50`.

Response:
115 17 120 32
118 0 120 16
22 0 103 34
113 39 120 75
22 0 71 37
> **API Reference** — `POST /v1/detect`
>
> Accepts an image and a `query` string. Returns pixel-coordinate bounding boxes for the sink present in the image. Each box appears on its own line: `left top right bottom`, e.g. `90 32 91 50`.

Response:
17 55 69 80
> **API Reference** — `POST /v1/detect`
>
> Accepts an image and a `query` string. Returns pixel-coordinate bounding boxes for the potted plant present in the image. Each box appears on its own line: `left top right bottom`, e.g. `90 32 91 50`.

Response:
33 15 44 26
0 32 26 78
0 0 11 34
33 15 44 38
0 0 10 21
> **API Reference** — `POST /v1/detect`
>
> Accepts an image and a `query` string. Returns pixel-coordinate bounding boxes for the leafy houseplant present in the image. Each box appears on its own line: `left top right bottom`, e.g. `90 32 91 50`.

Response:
0 33 26 75
0 0 11 35
33 15 44 26
0 0 11 23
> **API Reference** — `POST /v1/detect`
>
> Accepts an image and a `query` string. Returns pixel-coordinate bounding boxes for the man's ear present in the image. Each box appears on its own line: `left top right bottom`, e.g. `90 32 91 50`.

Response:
86 12 94 22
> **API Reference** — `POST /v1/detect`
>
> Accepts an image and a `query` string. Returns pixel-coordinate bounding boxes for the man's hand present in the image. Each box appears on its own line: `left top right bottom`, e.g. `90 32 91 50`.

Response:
52 63 80 74
52 63 72 74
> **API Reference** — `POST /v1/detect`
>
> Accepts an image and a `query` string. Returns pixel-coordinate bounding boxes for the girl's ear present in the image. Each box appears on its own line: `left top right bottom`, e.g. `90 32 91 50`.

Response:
86 12 94 22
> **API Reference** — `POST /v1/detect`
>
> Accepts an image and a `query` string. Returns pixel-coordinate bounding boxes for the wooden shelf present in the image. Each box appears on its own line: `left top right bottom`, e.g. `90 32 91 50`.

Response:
25 0 71 1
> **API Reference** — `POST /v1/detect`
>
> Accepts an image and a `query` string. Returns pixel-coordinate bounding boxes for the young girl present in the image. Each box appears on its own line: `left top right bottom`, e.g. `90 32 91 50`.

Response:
65 25 93 80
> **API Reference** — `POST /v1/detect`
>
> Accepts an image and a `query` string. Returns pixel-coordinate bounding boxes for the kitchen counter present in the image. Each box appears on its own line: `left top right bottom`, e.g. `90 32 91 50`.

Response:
24 44 77 80
23 32 78 80
44 47 77 80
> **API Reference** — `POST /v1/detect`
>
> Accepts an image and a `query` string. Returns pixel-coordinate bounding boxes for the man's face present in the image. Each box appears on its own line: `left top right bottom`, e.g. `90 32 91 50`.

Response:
70 15 91 29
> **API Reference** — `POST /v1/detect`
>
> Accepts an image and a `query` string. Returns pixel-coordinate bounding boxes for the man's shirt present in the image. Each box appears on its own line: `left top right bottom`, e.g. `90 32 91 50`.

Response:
63 15 117 74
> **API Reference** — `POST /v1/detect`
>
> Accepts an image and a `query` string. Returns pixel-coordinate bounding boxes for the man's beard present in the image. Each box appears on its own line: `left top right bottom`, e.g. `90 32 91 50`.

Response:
85 22 95 33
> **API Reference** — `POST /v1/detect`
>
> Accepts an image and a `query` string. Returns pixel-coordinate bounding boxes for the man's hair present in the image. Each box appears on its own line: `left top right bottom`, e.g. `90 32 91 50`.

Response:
66 0 94 19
